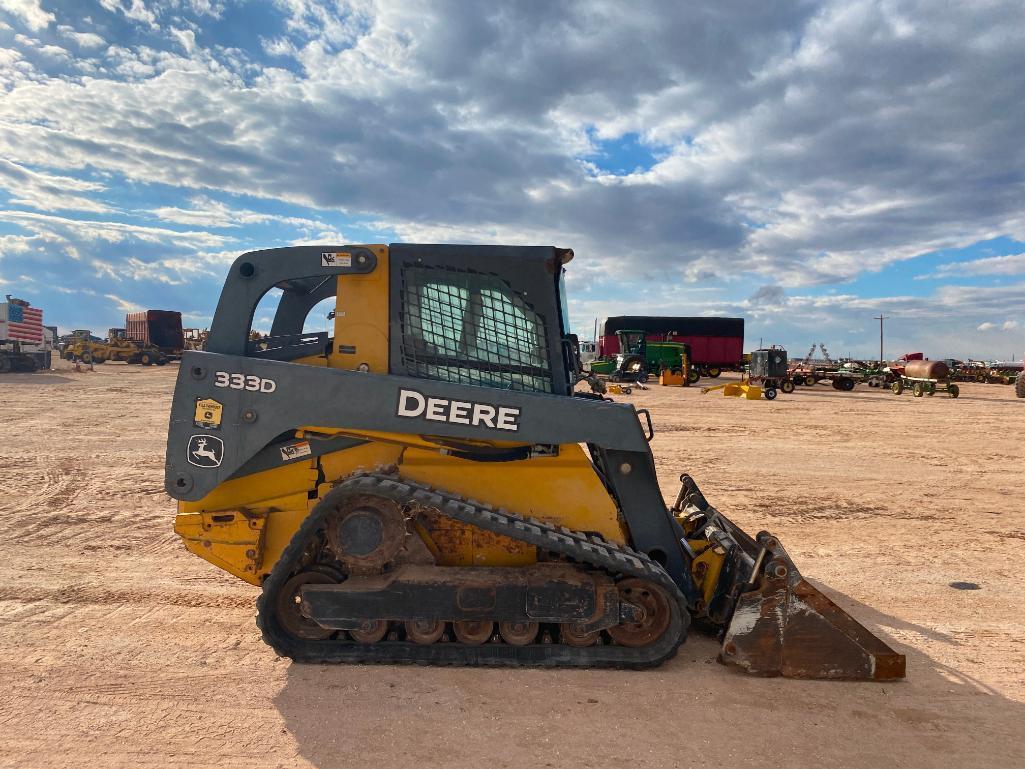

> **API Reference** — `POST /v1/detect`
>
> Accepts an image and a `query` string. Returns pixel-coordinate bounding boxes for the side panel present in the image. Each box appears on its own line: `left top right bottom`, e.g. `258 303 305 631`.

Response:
166 350 651 502
330 244 390 372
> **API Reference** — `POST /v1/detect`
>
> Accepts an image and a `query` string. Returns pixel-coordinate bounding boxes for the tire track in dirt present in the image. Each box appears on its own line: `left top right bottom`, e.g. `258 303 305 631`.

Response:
0 584 254 611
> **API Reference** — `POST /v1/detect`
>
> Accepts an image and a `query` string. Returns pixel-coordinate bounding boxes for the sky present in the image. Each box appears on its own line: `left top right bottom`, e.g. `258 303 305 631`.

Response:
0 0 1023 360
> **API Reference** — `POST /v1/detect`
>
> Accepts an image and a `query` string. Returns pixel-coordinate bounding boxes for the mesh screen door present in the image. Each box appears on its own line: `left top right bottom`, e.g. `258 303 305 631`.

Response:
399 265 553 392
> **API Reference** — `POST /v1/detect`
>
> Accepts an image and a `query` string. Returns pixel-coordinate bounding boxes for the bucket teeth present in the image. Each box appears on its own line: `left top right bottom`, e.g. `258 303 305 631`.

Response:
719 539 906 681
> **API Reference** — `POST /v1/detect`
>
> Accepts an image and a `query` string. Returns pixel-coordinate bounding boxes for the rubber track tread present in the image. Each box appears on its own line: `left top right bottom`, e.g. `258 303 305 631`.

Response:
256 473 689 669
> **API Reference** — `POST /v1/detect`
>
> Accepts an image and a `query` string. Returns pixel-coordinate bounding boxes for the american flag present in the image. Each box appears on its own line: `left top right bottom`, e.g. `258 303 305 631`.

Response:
4 301 44 343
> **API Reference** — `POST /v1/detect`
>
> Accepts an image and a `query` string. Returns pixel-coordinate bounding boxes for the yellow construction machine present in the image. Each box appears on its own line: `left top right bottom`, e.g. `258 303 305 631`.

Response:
64 328 167 366
164 244 904 678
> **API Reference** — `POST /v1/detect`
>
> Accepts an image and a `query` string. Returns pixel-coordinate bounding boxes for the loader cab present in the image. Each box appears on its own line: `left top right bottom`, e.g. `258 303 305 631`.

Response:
205 244 577 395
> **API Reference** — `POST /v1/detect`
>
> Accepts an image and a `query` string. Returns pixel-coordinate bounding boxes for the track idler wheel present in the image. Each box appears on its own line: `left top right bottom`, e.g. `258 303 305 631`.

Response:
453 620 494 645
277 570 340 641
349 619 389 644
560 623 600 647
607 579 673 648
499 620 539 646
405 619 445 645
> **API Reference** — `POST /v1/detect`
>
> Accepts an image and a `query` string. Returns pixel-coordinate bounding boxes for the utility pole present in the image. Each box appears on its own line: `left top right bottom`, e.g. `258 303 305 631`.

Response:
874 315 888 363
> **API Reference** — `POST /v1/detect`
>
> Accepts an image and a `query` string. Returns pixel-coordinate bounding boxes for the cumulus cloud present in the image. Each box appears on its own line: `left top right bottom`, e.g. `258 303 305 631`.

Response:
933 252 1025 278
1 1 1025 349
0 209 230 248
0 0 1019 288
98 0 157 27
57 25 106 48
0 159 111 212
0 0 54 31
978 320 1019 332
148 196 328 230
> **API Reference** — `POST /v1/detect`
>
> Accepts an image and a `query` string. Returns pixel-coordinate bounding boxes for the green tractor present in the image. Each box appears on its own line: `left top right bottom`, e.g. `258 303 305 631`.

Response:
588 330 696 384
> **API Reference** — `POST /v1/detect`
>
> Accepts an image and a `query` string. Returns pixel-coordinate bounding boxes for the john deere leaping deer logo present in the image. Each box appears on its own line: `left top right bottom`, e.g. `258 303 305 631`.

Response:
187 435 224 468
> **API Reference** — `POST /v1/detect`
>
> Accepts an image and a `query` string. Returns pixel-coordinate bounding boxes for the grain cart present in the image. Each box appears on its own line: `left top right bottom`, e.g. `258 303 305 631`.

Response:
0 296 47 373
164 243 904 679
890 359 959 398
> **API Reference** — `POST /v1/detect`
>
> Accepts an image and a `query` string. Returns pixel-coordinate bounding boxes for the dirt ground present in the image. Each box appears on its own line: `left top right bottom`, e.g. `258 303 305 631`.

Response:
1 362 1023 769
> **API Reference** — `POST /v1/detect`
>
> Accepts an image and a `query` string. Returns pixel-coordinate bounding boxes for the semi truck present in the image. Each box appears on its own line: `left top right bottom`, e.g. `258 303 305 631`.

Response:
599 316 743 377
0 296 48 373
126 310 184 359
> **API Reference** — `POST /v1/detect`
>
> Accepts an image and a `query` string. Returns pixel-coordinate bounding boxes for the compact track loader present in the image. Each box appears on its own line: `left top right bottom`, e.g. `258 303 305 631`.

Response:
165 244 904 678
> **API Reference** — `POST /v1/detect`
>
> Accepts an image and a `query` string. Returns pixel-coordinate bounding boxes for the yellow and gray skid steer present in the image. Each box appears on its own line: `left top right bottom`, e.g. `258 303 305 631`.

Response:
165 244 904 679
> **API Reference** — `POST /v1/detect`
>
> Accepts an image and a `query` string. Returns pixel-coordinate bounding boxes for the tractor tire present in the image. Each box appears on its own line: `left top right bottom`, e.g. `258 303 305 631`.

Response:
791 375 805 386
764 388 777 400
706 367 722 378
949 384 960 399
140 353 154 366
842 377 855 391
687 369 700 385
1016 373 1025 399
913 382 924 397
93 355 106 364
81 352 93 364
780 380 795 394
891 379 904 395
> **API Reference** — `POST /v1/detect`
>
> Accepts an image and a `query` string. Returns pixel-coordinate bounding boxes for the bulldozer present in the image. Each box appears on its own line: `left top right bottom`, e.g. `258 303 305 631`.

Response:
165 244 904 678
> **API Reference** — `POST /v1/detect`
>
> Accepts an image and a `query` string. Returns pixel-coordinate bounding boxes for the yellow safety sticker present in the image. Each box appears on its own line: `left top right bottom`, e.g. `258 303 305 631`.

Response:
194 397 224 430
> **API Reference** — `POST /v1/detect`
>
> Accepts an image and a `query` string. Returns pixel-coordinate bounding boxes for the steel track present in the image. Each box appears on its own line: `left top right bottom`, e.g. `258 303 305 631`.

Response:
256 473 689 669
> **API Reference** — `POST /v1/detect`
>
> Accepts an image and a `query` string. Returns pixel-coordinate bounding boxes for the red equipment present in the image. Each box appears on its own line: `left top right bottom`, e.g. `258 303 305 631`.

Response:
126 310 184 358
599 316 743 375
